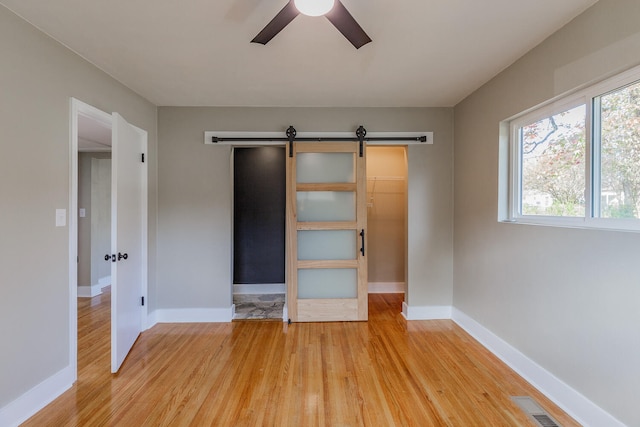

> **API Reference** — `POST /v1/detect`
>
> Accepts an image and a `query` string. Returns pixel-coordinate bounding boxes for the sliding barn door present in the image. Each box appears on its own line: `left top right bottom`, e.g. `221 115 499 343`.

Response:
287 142 367 322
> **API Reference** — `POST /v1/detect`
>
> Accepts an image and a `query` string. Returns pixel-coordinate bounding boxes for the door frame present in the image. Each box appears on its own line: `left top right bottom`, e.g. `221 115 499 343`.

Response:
69 98 148 379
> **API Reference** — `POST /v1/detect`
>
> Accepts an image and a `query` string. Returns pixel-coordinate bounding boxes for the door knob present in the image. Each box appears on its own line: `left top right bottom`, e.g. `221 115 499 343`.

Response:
105 254 115 262
118 252 128 261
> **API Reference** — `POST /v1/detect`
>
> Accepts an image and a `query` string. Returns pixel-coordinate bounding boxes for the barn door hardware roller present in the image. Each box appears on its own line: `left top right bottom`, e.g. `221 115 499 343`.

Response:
356 125 366 157
287 125 296 157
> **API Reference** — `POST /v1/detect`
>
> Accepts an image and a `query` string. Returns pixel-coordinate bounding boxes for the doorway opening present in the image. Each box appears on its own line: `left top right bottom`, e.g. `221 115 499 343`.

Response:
69 99 114 380
76 116 113 377
77 116 112 298
232 146 286 320
70 98 148 377
229 144 408 321
366 146 407 296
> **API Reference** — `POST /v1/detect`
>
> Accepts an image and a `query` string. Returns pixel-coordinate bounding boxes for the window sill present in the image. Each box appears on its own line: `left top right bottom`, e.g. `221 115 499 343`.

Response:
500 217 640 233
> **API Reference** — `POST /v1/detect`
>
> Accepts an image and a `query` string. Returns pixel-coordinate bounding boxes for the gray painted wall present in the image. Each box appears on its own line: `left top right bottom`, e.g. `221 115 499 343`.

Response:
157 107 454 311
77 152 111 288
0 4 157 409
89 157 112 288
7 0 637 423
453 0 640 425
78 153 94 287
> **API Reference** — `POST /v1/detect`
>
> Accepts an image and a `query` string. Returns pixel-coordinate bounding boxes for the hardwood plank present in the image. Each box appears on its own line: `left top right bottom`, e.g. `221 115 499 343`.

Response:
22 291 580 427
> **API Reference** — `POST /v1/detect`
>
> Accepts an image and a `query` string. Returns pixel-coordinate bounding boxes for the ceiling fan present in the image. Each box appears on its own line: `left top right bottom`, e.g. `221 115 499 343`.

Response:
251 0 372 49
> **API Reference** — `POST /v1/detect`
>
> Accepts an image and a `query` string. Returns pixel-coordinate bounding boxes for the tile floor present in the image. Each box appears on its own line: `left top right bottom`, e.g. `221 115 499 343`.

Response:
233 294 285 320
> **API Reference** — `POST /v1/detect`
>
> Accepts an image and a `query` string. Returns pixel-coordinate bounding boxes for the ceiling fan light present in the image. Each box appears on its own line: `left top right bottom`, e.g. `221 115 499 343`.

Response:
294 0 335 17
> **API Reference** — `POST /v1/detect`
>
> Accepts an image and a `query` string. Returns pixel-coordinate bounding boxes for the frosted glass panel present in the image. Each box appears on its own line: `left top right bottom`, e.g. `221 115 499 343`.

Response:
297 191 355 221
298 269 357 299
297 153 354 183
298 230 356 260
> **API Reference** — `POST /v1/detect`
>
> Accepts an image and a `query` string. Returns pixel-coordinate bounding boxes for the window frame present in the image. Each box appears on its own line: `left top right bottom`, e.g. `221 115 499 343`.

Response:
505 64 640 232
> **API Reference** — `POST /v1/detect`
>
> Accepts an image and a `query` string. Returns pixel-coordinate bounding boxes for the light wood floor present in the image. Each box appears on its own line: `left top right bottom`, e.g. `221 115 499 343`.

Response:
23 290 579 426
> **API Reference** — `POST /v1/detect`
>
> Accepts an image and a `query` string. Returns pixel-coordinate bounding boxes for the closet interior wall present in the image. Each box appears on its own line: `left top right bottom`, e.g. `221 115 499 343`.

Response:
366 147 407 291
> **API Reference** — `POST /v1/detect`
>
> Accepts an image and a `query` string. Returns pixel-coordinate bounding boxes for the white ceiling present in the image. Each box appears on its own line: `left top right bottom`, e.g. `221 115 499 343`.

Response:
1 0 598 107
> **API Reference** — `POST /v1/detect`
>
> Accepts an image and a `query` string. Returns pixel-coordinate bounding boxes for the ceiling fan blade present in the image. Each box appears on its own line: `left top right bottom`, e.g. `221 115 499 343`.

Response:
251 1 300 45
325 1 372 49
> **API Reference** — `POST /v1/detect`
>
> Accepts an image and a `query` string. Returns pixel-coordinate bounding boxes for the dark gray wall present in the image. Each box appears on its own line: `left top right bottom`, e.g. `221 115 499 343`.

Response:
233 147 286 285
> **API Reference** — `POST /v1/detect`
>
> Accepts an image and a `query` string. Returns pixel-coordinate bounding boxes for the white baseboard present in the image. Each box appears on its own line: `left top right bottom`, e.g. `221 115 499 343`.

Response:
282 305 288 322
145 310 158 330
368 282 405 293
402 302 452 320
98 276 111 287
451 308 624 427
0 366 74 427
77 284 102 298
233 283 285 294
154 307 233 323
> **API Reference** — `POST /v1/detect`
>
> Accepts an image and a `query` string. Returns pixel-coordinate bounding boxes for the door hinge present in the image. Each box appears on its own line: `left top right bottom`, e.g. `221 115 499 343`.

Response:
141 296 145 306
141 153 145 163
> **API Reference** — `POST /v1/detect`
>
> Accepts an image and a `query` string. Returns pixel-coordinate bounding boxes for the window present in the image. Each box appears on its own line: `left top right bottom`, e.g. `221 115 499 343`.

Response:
519 104 586 217
595 80 640 220
505 65 640 231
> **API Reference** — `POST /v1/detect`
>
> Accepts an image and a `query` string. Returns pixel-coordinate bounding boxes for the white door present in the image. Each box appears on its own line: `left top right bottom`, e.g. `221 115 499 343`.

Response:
111 113 147 373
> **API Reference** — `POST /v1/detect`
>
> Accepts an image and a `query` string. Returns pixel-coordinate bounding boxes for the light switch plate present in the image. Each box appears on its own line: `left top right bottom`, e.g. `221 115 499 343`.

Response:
79 208 86 218
56 209 66 227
